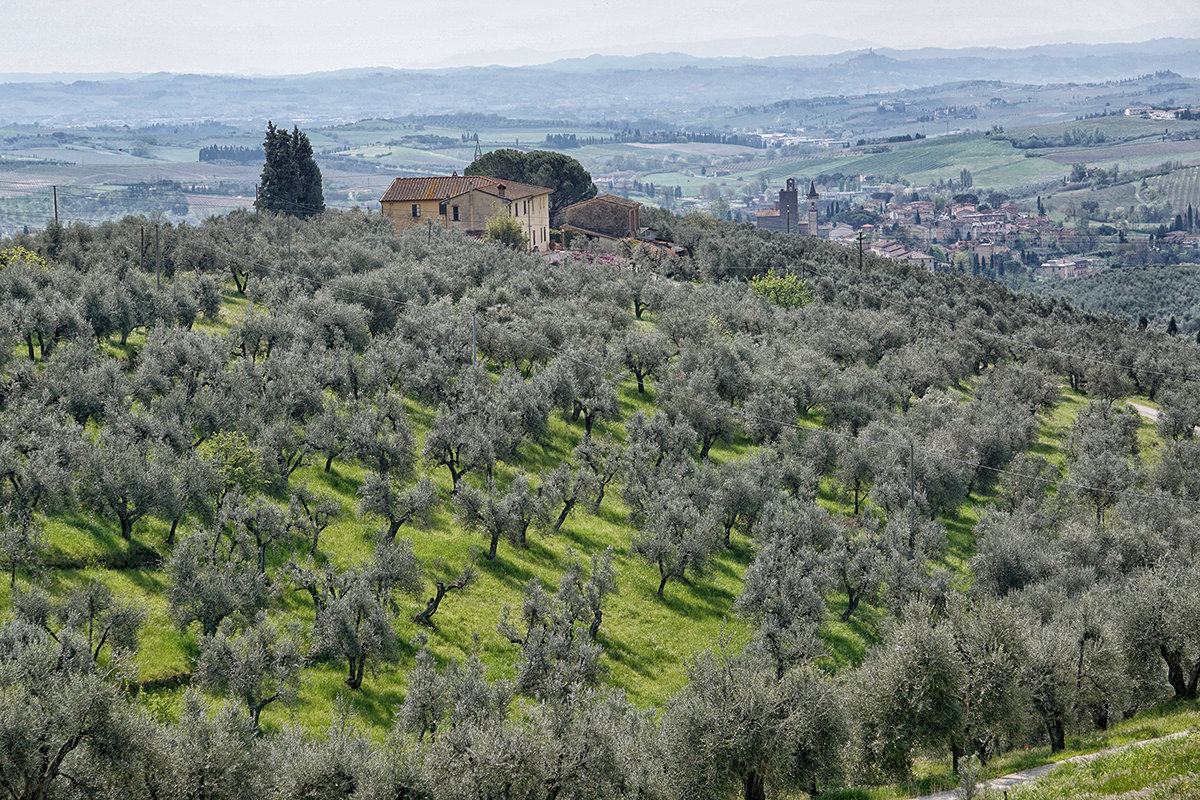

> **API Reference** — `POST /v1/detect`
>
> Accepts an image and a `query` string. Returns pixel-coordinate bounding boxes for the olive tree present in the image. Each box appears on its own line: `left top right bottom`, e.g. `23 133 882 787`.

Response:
167 532 270 637
497 549 616 698
735 499 833 675
1120 562 1200 700
194 614 304 732
0 507 44 587
358 475 436 543
311 540 422 689
848 616 963 781
0 618 147 800
632 491 720 600
664 645 846 800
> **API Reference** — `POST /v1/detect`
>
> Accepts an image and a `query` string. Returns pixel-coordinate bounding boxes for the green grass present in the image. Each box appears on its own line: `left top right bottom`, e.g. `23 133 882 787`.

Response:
824 700 1200 800
1029 386 1088 470
1010 731 1200 799
12 281 1184 767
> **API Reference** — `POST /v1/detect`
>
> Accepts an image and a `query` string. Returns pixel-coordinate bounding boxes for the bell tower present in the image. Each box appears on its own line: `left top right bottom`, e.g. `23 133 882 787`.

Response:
779 178 799 233
806 181 819 236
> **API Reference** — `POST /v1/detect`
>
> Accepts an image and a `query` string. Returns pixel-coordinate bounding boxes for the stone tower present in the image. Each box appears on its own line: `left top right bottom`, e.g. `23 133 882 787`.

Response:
779 178 799 233
806 180 819 236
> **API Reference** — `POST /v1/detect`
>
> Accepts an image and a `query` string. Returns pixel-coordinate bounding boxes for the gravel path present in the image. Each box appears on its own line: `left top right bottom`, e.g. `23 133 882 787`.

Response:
912 730 1193 800
1127 400 1159 422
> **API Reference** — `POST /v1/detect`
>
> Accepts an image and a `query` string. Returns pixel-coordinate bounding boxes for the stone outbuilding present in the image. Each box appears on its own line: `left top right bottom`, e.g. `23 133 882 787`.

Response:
560 194 642 240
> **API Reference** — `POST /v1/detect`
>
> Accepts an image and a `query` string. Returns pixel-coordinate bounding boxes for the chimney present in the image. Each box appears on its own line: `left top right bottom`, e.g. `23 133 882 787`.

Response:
497 183 506 198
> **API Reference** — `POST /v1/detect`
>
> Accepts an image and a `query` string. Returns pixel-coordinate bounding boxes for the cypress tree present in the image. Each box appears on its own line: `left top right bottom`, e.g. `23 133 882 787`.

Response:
292 126 325 217
255 121 323 218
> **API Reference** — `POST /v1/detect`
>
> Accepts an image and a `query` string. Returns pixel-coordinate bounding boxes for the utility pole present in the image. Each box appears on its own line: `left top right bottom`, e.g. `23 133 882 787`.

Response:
857 230 864 270
909 442 915 504
155 223 162 290
428 218 432 245
471 313 477 364
52 185 58 225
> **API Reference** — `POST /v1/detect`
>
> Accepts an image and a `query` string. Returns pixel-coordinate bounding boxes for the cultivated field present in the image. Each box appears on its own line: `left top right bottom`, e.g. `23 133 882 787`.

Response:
1149 164 1200 210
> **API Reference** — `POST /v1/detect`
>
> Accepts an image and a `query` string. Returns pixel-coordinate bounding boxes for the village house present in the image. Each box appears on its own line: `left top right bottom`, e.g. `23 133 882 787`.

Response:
379 175 552 252
971 238 1011 261
865 237 937 271
1037 257 1104 280
905 251 936 271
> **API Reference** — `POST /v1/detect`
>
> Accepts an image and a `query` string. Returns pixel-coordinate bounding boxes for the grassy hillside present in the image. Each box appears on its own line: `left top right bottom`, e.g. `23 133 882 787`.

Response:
1010 728 1200 799
2 212 1199 799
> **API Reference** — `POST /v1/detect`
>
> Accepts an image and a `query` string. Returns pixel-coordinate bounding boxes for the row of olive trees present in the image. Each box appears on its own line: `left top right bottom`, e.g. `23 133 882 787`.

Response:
8 530 1197 800
5 209 1200 798
0 560 851 800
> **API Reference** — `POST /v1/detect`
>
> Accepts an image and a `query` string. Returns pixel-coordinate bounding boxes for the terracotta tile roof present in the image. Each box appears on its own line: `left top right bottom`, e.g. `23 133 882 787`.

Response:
380 175 552 204
380 176 494 203
564 194 641 211
472 179 552 200
561 223 622 240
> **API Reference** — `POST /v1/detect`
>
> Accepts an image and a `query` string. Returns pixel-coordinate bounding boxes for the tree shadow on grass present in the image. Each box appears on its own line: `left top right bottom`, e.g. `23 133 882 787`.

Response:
598 631 660 679
658 580 735 618
310 466 363 498
337 682 405 729
116 567 168 593
475 552 537 589
560 522 615 554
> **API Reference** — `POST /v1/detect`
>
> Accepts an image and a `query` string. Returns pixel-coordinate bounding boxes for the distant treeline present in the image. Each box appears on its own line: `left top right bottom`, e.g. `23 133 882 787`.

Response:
1007 127 1110 150
610 129 767 147
855 133 926 146
198 144 261 164
398 113 574 129
387 135 458 149
540 130 769 149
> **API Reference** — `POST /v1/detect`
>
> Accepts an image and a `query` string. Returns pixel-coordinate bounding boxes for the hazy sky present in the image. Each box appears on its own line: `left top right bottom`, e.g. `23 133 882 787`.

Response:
1 0 1197 74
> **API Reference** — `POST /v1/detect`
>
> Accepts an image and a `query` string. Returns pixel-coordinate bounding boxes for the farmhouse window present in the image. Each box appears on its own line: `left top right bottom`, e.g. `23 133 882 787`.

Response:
411 204 420 218
452 205 459 221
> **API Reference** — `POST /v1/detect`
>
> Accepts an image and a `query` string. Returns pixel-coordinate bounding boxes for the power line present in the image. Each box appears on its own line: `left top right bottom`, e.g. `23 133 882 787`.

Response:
5 206 1197 511
7 188 1198 388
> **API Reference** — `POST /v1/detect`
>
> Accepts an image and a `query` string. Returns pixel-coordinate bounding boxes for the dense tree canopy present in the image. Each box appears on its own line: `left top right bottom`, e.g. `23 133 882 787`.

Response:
1 206 1200 798
466 148 597 216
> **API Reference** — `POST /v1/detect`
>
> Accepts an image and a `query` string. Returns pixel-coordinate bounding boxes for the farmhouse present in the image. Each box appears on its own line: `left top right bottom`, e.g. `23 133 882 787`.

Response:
560 194 642 240
379 175 552 252
1037 257 1104 279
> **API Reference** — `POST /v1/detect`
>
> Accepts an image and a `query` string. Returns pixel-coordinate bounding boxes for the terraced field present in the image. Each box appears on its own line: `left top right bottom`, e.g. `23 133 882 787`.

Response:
1149 164 1200 210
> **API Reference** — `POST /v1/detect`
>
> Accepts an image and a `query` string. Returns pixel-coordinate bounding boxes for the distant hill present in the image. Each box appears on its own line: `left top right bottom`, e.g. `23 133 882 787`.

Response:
1 38 1198 126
